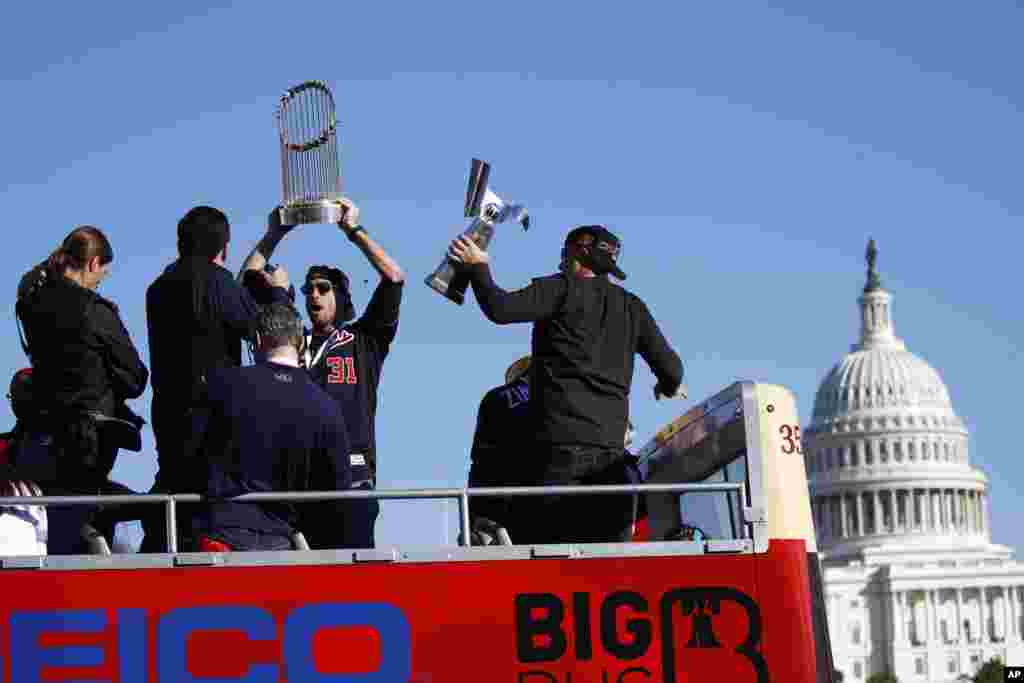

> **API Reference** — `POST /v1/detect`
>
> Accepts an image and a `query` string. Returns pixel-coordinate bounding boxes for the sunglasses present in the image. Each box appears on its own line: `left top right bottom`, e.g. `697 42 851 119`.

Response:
301 281 334 296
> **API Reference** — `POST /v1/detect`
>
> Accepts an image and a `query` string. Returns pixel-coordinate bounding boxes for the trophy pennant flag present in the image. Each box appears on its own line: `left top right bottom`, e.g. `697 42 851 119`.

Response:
275 80 345 226
425 159 529 304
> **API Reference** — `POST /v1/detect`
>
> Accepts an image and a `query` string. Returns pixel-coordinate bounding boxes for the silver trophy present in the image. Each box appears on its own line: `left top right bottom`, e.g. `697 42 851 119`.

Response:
425 159 529 304
275 80 345 226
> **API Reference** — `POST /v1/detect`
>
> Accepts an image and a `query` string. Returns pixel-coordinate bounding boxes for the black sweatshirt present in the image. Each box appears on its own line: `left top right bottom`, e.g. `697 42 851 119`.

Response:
188 362 352 545
146 262 289 458
305 279 402 479
468 265 683 449
468 377 534 524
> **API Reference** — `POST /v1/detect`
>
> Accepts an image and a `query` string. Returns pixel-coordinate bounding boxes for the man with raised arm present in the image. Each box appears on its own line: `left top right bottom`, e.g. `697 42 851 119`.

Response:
448 225 684 543
240 198 404 549
143 206 292 552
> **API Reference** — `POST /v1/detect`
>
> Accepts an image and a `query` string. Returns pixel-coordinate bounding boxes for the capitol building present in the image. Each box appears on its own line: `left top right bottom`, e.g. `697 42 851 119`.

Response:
806 242 1023 682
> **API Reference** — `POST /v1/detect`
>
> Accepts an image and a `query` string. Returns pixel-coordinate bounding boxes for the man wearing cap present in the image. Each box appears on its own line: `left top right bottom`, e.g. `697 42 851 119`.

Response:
240 198 404 549
186 303 352 551
466 355 535 543
143 206 292 551
448 225 684 543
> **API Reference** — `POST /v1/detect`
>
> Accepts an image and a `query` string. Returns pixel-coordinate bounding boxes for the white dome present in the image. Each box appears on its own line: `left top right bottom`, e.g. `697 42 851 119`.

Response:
806 242 992 562
811 347 957 426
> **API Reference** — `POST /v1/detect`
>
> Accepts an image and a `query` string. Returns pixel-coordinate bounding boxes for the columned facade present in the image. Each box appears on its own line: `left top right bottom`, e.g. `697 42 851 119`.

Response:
805 242 1022 682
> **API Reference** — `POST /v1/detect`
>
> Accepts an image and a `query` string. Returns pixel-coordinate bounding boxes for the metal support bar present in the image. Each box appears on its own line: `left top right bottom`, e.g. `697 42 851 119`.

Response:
458 491 471 547
166 498 177 554
0 482 740 556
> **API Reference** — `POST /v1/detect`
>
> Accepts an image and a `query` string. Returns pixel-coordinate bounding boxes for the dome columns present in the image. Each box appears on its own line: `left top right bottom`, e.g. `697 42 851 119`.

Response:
890 586 1022 648
813 486 990 545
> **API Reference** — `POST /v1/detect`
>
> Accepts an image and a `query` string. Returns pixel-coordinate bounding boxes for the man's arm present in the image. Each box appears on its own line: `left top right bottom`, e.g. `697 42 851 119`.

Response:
91 299 149 400
466 264 566 325
635 299 684 398
350 230 405 284
238 208 292 281
354 278 403 348
329 197 404 285
215 266 291 342
448 235 567 324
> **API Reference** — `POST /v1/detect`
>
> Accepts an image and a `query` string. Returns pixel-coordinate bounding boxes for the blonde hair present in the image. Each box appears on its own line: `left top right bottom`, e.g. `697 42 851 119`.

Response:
505 355 531 384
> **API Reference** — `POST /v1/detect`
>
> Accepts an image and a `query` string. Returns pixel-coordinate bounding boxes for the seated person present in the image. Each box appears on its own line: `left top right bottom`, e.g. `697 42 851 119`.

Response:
2 368 145 555
467 355 534 544
0 396 46 555
187 303 352 551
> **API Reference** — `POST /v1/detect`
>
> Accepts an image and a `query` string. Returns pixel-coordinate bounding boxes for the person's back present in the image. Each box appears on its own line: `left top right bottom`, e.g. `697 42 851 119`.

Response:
148 264 256 423
146 207 289 466
530 275 671 449
143 206 289 551
21 269 146 422
15 228 148 485
452 224 684 543
468 358 535 540
188 304 352 551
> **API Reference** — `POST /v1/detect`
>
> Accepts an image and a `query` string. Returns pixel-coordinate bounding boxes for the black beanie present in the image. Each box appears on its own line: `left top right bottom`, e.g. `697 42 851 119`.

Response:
305 265 355 323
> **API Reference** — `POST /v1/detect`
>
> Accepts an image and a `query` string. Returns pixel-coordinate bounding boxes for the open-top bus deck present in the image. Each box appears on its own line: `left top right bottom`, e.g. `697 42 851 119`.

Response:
0 382 833 682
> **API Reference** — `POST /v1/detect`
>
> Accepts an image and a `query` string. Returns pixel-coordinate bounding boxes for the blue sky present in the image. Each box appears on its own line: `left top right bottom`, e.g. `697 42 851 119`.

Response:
1 1 1021 554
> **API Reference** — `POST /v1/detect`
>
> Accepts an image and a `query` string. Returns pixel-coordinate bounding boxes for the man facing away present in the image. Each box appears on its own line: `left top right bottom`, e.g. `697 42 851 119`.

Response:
448 225 684 543
467 355 535 543
144 206 291 551
187 303 352 551
240 198 404 549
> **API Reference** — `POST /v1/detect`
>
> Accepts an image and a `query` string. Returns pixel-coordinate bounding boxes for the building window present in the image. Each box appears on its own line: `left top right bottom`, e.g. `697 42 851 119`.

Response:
947 654 958 674
851 623 862 645
915 655 927 676
853 661 863 678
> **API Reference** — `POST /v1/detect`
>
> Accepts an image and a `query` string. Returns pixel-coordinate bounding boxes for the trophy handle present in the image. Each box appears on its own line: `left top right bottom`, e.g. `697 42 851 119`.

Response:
424 218 496 304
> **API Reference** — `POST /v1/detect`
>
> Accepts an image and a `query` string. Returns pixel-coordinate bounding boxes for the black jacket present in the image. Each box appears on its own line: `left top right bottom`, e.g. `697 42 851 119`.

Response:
468 265 683 449
468 377 534 527
146 261 288 455
17 275 148 418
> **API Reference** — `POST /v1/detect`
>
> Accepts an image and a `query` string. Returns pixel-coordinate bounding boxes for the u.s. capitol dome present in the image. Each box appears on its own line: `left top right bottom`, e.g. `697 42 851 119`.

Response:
805 241 1023 682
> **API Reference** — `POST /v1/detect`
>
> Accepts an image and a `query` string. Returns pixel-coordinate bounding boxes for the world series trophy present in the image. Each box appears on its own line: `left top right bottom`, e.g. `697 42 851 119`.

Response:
275 80 345 226
425 159 530 304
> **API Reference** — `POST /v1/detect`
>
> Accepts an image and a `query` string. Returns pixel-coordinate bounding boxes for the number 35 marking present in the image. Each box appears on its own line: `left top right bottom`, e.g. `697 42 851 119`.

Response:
780 425 802 454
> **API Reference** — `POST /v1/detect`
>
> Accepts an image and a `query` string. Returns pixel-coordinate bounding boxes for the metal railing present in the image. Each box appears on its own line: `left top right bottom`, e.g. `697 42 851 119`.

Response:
0 482 744 553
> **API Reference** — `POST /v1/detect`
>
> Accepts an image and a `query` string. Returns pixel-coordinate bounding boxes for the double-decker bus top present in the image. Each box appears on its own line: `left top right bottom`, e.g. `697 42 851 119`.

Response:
0 382 833 683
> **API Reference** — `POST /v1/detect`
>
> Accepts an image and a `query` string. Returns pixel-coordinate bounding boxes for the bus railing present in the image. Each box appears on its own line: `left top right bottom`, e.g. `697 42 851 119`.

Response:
0 482 744 553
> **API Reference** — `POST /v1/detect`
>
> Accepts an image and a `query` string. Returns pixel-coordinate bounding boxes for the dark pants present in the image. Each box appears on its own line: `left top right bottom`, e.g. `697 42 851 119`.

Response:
15 424 120 555
516 444 638 545
141 414 196 553
302 464 379 550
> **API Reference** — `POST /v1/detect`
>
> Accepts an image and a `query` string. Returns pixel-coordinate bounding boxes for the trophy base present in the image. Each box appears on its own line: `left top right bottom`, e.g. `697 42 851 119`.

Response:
280 201 345 226
425 273 465 305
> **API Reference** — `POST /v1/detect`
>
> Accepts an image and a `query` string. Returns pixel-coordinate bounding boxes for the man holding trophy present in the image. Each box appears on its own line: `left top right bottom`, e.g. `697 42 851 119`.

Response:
447 223 685 544
238 80 404 549
239 202 403 549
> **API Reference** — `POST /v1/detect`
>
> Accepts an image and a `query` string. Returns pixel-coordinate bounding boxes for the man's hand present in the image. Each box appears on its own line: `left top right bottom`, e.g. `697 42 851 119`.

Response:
337 197 361 238
267 264 290 289
655 382 688 401
448 235 490 267
267 207 295 240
